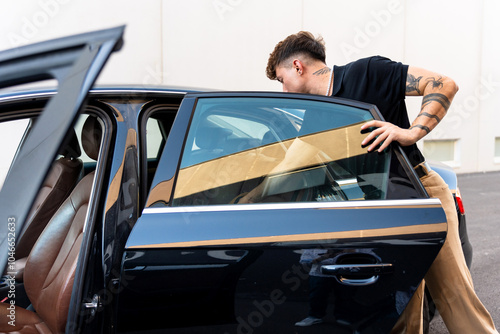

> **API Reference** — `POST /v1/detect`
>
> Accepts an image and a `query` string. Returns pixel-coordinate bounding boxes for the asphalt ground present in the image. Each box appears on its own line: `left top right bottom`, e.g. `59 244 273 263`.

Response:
429 171 500 333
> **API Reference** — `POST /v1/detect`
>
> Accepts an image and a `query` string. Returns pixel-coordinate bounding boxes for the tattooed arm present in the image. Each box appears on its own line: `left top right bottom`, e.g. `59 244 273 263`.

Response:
361 67 458 152
405 66 458 136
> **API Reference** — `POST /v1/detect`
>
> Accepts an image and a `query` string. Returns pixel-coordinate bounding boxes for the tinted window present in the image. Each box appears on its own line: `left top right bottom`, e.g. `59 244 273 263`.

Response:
172 97 398 206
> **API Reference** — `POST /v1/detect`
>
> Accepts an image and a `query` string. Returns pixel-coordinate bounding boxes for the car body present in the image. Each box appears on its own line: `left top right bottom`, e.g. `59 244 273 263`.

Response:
427 161 472 267
0 27 469 333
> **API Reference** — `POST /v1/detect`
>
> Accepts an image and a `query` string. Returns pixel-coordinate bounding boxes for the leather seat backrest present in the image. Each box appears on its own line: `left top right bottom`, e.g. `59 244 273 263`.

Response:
16 129 83 260
24 171 93 333
23 115 102 333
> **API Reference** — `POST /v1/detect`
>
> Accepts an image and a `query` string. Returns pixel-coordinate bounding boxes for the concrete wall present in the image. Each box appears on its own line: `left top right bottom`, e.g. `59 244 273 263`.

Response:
1 0 499 174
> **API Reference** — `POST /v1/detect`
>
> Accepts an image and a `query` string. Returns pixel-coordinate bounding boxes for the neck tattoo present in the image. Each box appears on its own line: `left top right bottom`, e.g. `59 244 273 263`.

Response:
325 67 334 96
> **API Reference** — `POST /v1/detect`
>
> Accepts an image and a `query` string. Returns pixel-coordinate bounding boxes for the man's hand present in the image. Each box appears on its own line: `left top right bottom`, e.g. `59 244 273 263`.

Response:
361 120 420 153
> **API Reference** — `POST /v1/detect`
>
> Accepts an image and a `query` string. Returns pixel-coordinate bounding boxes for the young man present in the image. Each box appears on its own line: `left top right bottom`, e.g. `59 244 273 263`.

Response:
263 31 498 334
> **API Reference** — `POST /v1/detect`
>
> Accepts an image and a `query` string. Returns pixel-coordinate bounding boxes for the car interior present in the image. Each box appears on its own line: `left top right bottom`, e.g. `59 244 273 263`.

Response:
13 129 83 279
0 112 103 334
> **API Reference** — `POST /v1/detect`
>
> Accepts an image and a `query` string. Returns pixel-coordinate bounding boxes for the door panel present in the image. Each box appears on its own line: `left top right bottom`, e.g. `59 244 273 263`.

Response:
119 94 446 333
119 200 446 333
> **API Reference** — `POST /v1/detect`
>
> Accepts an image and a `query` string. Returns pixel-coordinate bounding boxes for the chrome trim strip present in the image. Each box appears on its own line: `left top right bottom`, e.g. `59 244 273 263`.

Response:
142 264 229 271
88 88 189 95
143 198 442 215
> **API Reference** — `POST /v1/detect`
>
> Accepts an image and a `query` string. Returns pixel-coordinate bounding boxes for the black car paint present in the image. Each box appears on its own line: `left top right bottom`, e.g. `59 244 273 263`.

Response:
115 92 446 333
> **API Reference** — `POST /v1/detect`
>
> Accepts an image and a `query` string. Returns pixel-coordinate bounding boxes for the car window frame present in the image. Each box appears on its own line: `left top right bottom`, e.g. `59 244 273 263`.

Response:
145 92 428 208
138 98 185 213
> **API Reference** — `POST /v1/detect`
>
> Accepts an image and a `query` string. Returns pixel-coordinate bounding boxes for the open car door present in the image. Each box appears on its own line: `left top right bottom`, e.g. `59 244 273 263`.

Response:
118 93 447 333
0 26 124 278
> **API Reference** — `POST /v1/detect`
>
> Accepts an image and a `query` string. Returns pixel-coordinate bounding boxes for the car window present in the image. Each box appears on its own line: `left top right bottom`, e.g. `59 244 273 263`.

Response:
172 97 392 206
0 118 31 190
142 106 178 195
146 118 164 159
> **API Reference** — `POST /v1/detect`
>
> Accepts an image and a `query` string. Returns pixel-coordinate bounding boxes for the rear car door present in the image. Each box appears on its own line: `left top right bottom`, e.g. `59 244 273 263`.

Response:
119 93 447 333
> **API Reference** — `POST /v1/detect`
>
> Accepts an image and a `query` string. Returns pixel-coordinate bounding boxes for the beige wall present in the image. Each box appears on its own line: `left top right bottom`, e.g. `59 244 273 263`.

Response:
1 0 499 173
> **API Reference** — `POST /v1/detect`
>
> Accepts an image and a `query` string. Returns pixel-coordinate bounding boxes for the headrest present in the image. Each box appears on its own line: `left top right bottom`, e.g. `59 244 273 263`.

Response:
261 130 276 145
195 125 232 150
81 115 102 161
59 128 81 159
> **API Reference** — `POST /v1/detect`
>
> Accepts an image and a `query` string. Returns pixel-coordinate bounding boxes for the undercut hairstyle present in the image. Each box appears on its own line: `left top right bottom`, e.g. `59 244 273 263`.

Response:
266 31 326 80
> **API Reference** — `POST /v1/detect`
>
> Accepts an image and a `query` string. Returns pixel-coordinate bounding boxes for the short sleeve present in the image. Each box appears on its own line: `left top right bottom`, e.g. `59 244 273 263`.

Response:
368 56 408 102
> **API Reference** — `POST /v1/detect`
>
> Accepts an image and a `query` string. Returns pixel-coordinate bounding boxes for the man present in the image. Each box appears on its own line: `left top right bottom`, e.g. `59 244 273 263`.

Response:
262 31 498 334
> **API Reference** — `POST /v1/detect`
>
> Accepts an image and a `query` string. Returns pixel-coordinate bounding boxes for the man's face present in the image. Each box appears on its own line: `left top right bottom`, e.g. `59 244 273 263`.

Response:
275 64 307 94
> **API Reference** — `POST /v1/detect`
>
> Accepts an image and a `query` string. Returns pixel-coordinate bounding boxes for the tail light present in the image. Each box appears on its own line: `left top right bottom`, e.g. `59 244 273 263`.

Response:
455 187 465 215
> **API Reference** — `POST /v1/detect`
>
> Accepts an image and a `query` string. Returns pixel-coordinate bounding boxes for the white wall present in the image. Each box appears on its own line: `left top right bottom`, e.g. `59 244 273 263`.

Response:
1 0 499 174
479 0 500 171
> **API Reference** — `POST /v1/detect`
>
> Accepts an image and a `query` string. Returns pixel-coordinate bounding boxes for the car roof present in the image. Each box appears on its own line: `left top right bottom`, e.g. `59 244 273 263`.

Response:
0 85 214 102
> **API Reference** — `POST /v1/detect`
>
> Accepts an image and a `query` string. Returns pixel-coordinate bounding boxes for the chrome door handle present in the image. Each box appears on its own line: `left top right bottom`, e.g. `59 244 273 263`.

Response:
321 263 393 286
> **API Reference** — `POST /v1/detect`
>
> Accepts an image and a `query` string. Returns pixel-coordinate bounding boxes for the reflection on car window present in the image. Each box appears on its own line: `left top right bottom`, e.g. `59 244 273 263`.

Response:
172 97 391 206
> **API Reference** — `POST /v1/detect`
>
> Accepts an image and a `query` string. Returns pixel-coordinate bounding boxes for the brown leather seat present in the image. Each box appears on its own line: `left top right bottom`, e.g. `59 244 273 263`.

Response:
14 130 83 270
0 115 102 334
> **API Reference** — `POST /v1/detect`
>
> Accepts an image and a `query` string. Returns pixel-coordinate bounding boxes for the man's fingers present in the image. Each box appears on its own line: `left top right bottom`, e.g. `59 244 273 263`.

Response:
368 131 389 152
377 133 394 152
361 121 415 151
363 124 390 148
360 120 382 130
362 125 383 146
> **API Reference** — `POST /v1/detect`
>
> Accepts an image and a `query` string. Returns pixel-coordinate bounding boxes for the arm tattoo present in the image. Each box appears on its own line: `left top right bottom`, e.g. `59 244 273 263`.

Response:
426 76 444 89
416 111 441 123
421 93 451 111
410 124 431 134
406 73 423 94
313 66 331 76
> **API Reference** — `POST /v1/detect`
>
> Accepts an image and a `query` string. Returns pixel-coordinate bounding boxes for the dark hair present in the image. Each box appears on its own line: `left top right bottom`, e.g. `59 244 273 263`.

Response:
266 31 326 80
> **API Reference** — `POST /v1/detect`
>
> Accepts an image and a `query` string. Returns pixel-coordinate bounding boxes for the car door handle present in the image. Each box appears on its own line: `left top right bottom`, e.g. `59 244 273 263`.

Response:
321 263 393 286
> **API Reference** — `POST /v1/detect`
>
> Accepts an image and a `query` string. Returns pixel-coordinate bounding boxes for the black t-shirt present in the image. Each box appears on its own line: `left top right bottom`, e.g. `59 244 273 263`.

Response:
331 56 425 166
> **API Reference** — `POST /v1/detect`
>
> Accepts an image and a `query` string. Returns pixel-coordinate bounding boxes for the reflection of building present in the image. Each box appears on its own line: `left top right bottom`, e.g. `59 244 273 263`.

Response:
1 1 499 174
173 123 378 205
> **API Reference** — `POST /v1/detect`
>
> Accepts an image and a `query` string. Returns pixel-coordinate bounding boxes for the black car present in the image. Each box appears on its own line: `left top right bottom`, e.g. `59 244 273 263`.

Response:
0 26 470 334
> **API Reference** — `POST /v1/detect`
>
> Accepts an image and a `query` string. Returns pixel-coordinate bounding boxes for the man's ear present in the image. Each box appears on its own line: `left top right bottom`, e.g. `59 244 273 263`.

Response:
293 59 304 75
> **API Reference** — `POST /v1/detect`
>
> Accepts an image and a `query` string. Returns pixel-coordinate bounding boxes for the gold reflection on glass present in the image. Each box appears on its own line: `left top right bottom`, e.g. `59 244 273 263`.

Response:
146 178 174 207
174 123 368 200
